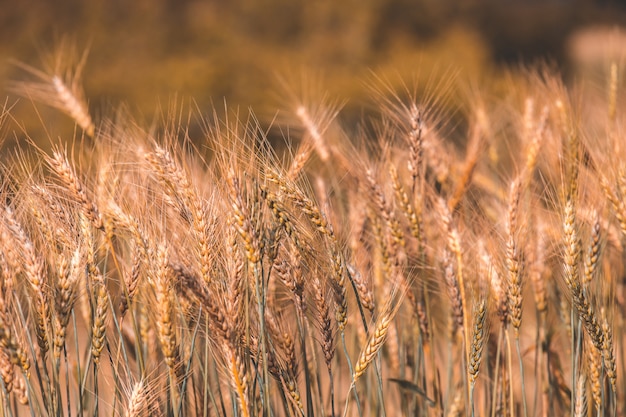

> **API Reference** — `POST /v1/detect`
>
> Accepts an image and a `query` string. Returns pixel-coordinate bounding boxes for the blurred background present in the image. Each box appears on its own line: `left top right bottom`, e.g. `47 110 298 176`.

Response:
2 0 626 143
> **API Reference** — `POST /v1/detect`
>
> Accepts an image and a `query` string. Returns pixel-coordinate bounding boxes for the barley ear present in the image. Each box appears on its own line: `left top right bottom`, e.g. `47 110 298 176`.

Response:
353 313 392 382
468 300 488 385
91 283 109 365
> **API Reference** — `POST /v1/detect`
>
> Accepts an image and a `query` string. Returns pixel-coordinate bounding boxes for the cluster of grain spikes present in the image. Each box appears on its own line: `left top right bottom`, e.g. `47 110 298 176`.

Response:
1 51 625 417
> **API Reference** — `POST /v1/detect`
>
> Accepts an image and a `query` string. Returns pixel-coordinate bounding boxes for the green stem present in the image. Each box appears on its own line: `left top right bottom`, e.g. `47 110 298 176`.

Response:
505 328 515 417
342 332 362 417
514 335 528 417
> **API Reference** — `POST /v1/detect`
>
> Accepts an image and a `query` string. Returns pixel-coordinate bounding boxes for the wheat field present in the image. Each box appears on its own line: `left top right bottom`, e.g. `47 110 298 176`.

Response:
0 46 624 417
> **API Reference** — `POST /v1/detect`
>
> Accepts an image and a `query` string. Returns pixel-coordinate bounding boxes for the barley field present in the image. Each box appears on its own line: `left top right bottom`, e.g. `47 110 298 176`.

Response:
0 37 625 417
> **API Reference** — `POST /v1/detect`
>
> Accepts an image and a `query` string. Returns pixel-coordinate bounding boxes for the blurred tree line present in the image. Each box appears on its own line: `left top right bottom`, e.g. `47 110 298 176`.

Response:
1 0 625 143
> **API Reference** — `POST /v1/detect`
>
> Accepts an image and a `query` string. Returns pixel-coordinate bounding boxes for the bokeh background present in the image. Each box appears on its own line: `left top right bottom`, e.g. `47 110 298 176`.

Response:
2 0 626 144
